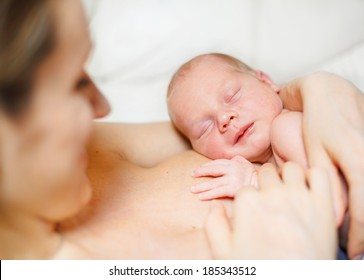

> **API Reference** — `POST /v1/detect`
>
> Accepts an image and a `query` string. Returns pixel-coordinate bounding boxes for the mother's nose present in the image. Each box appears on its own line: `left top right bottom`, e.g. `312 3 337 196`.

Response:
217 111 238 133
88 81 111 119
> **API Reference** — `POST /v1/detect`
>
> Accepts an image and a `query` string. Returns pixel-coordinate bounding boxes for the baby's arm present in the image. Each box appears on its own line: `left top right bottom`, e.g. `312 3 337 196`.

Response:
270 110 308 168
191 156 258 200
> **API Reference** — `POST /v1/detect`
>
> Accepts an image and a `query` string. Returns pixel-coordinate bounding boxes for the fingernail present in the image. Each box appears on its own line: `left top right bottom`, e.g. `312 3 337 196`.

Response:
191 186 196 192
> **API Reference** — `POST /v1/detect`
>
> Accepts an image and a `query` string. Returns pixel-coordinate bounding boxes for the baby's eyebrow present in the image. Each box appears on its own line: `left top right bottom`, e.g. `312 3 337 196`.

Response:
220 80 236 94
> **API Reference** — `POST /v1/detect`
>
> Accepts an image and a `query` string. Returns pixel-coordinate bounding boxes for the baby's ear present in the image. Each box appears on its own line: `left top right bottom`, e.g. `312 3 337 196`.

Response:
255 70 280 93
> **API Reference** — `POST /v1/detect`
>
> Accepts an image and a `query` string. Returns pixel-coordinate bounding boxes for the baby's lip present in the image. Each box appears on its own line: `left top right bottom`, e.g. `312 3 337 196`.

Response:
234 122 254 144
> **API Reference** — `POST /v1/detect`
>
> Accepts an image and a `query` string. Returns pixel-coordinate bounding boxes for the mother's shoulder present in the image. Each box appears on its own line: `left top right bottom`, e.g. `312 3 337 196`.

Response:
89 121 192 167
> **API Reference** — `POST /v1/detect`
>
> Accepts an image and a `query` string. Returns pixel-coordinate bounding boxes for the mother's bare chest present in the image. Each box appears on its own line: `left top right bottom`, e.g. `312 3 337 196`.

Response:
60 151 220 259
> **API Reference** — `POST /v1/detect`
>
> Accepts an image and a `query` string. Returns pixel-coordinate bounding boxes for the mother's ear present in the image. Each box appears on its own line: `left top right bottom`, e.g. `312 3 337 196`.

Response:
255 70 281 93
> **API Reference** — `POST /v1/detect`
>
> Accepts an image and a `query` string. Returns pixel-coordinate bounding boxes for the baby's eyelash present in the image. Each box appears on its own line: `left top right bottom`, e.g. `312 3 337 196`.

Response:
225 87 241 103
199 121 214 138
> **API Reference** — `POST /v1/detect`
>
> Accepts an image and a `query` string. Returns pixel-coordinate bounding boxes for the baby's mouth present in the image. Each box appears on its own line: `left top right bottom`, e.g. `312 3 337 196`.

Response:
234 122 254 144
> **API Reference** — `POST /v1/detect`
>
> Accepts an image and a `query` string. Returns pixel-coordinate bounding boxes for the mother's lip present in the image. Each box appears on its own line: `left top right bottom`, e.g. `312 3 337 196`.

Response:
234 123 254 144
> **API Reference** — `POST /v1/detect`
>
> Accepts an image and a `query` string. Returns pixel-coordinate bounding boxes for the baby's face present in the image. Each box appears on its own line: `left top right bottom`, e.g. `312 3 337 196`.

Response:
168 59 282 161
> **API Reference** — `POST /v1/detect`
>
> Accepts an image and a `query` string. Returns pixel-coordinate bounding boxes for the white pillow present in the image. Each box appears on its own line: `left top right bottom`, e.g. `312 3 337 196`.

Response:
83 0 364 122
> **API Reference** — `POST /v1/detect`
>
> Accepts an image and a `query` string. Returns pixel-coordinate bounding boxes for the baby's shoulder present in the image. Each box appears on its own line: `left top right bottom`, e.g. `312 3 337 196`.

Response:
271 110 306 167
271 110 303 138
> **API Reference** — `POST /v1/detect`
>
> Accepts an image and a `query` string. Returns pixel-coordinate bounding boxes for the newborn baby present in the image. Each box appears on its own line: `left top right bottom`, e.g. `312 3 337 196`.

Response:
167 53 306 200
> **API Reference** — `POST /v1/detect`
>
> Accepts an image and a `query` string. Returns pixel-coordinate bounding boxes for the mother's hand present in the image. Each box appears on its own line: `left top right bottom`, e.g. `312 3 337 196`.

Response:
279 72 364 259
205 162 337 259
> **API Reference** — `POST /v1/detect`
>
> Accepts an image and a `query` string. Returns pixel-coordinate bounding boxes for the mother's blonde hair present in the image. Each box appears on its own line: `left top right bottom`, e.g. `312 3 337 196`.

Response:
0 0 55 117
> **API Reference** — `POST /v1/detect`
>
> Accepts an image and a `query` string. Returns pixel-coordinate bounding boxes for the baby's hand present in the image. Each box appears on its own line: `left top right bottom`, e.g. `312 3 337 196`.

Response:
191 155 257 200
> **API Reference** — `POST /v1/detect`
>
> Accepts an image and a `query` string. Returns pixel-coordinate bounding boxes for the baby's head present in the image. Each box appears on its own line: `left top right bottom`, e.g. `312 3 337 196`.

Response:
167 53 282 162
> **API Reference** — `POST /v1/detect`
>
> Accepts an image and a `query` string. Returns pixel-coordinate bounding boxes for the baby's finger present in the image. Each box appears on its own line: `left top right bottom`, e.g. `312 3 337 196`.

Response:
191 178 225 193
205 201 232 259
193 163 231 178
231 155 250 164
198 186 237 200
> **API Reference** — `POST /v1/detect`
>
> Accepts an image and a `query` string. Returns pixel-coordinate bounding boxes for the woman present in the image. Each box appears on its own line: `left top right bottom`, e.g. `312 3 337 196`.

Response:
0 0 109 258
0 0 363 259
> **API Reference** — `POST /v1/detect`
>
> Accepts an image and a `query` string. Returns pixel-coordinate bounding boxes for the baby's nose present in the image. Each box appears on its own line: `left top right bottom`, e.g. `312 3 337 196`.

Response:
218 112 237 132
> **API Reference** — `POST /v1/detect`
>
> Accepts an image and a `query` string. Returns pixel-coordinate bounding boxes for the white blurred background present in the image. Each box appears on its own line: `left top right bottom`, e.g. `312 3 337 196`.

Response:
82 0 364 123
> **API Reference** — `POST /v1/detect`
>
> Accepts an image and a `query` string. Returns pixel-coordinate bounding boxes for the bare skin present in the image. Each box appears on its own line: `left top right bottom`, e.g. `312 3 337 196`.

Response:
1 0 363 260
56 123 231 259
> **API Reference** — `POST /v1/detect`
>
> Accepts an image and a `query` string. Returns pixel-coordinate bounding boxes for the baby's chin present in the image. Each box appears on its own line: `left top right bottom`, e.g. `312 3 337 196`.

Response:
199 150 226 160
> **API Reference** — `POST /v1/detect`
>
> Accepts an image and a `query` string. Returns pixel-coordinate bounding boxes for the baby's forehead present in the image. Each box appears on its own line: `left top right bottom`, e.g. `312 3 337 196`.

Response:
169 56 246 102
174 61 239 98
181 58 232 83
191 56 230 70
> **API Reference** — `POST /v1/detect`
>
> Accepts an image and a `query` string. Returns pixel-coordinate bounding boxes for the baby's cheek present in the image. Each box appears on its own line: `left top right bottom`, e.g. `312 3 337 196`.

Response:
204 143 228 159
193 135 231 159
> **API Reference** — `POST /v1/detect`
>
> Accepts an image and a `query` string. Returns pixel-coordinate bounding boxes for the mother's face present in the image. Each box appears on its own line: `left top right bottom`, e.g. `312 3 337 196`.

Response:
0 0 110 221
